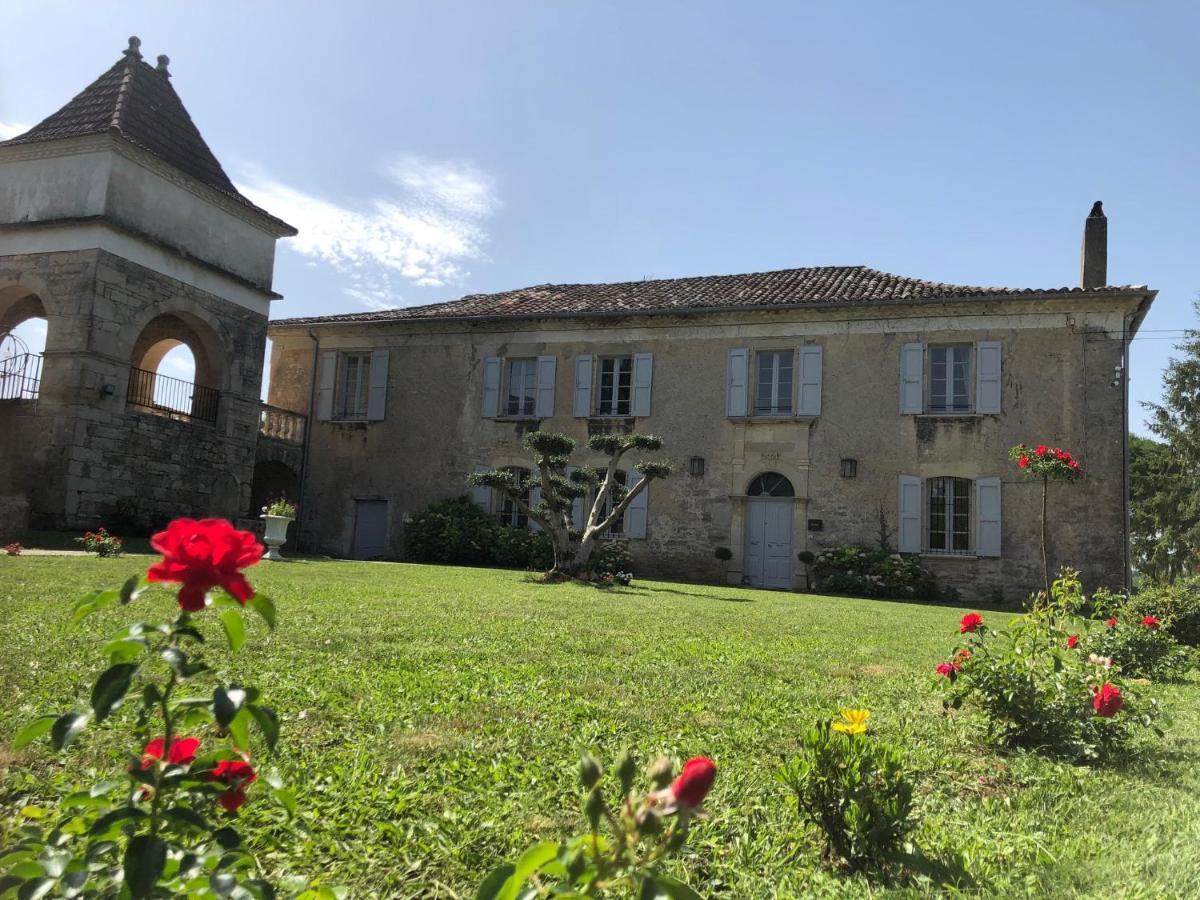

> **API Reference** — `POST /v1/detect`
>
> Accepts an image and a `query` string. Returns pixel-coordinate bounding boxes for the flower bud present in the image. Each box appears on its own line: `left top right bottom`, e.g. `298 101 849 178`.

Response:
647 755 674 789
585 785 605 831
615 749 637 794
580 753 602 790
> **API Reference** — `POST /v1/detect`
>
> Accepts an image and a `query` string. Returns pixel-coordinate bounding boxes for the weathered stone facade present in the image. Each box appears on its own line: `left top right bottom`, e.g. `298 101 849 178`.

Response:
267 284 1152 605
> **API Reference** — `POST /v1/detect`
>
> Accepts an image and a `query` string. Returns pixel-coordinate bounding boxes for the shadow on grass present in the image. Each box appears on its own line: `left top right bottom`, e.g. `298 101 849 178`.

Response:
518 574 755 603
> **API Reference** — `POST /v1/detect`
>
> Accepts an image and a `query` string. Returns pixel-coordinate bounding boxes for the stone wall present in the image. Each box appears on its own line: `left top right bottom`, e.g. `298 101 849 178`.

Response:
269 292 1143 604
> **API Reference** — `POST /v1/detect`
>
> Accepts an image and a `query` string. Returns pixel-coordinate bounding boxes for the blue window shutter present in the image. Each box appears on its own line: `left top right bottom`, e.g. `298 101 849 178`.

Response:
898 474 922 553
573 355 593 417
315 351 336 421
727 348 749 417
535 356 557 418
900 343 924 414
632 353 653 417
975 477 1002 556
367 349 389 421
796 344 822 416
481 357 501 418
975 341 1002 414
626 473 648 538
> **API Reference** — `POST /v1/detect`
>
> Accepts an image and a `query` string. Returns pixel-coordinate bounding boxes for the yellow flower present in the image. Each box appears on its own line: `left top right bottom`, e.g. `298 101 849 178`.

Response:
832 708 870 735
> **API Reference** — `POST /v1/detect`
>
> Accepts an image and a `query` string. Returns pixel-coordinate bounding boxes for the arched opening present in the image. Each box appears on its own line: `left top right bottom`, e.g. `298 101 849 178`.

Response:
128 313 222 422
0 289 48 401
250 460 300 522
747 472 795 497
744 471 795 589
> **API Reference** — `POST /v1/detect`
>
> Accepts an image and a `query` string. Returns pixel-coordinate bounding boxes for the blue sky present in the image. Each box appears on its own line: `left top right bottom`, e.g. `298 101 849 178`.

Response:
2 1 1196 431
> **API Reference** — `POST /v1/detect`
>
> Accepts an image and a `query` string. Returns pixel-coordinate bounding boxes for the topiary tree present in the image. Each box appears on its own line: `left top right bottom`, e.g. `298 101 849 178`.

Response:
468 431 672 579
1010 443 1084 595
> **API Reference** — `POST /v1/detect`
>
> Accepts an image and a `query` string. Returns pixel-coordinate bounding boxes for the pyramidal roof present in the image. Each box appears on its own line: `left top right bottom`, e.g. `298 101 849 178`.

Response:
1 36 294 233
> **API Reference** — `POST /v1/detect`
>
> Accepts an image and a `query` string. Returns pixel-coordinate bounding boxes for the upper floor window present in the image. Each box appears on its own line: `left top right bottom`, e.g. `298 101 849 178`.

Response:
597 356 633 417
927 345 972 414
498 466 531 529
755 350 794 416
336 352 372 420
506 359 538 417
927 476 971 554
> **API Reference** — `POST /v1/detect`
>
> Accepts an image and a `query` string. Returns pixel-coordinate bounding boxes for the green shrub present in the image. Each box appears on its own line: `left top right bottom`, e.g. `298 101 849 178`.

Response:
590 540 634 577
403 497 499 565
811 546 938 601
1125 577 1200 648
936 573 1168 761
492 526 554 571
777 710 915 871
1087 614 1191 681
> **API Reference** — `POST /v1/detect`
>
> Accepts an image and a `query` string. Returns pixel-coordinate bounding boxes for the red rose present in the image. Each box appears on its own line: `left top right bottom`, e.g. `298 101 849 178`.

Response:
1035 445 1048 456
960 613 984 634
1068 460 1080 470
1092 683 1124 718
147 519 263 612
211 758 257 787
954 648 971 663
936 662 960 678
218 788 247 812
1018 455 1029 469
141 736 200 769
1105 617 1118 629
671 757 716 809
1141 615 1160 629
1067 634 1079 649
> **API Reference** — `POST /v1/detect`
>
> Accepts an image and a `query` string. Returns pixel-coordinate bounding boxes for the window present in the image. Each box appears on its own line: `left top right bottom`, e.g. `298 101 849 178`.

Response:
497 466 531 529
927 345 972 413
336 352 371 420
747 472 795 497
597 356 633 416
927 476 971 554
755 350 794 415
506 359 537 416
599 470 627 536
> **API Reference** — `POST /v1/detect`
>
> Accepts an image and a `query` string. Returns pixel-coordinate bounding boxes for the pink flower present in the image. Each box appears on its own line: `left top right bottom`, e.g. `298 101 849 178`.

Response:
936 662 961 678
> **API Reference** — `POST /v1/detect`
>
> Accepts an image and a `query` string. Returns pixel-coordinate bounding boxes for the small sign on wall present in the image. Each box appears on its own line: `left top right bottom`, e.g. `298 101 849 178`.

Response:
807 519 823 531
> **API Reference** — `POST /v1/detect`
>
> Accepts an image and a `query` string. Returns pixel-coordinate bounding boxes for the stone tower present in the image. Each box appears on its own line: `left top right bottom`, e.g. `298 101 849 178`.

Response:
0 37 296 534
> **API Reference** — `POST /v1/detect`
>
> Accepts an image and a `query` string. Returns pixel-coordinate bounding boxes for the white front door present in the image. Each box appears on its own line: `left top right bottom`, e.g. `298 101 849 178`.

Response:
744 499 794 589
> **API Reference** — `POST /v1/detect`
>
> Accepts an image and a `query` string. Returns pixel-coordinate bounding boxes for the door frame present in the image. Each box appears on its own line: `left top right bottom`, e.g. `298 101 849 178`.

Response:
743 496 795 589
351 498 389 560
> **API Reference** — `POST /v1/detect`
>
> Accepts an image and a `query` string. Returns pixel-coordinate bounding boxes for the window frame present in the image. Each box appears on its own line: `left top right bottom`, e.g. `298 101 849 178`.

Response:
925 475 973 555
925 343 974 415
598 470 628 538
496 466 532 530
753 349 795 417
334 351 372 421
504 358 539 418
595 355 634 418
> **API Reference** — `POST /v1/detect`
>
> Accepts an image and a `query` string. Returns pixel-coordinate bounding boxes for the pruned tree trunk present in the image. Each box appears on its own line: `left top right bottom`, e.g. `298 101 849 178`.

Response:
1041 474 1050 596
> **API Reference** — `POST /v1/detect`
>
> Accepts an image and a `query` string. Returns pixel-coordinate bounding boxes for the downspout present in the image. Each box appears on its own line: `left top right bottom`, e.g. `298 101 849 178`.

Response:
296 328 319 552
1122 310 1131 594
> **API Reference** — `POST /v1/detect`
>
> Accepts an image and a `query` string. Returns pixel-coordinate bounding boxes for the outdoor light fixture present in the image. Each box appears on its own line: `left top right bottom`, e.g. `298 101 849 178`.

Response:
688 456 706 477
840 458 858 478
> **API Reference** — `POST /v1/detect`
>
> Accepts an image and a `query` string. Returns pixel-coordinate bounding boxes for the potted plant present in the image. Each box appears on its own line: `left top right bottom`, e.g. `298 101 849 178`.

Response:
260 497 297 560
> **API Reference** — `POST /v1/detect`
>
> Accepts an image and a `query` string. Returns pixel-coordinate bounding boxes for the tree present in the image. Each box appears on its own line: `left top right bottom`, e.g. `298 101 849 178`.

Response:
468 431 672 579
1129 433 1198 582
1009 444 1083 595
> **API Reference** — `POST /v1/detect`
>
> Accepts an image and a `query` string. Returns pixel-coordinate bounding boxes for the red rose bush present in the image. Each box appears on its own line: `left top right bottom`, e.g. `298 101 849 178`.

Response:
3 518 317 898
935 571 1168 761
477 751 716 898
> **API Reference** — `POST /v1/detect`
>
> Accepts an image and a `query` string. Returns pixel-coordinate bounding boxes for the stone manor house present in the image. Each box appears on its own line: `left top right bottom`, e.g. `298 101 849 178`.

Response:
1 39 1155 602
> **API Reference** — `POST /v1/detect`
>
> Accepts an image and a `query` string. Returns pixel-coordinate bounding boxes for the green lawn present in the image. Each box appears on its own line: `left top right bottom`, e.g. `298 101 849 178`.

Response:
1 555 1198 898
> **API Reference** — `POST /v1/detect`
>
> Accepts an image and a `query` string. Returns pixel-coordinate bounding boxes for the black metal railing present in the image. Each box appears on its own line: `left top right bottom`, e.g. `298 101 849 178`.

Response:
259 404 306 445
127 365 219 423
0 352 42 401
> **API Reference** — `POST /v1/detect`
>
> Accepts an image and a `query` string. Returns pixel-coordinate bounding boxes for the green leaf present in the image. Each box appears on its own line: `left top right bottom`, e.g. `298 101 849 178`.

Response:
91 663 139 722
163 807 209 832
210 872 237 898
89 806 147 837
103 638 149 664
475 864 516 900
16 877 55 900
495 842 560 900
119 574 144 605
160 646 187 676
214 686 248 728
248 705 280 752
271 787 297 817
72 589 120 624
247 594 277 631
228 709 252 753
124 834 166 900
219 607 246 653
12 715 57 750
50 713 89 750
645 873 704 900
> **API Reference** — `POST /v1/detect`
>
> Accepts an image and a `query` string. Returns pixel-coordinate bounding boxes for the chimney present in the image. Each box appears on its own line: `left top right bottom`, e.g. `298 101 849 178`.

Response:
1080 200 1107 289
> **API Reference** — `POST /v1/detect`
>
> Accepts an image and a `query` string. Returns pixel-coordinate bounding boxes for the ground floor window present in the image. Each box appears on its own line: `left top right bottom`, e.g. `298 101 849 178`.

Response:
497 466 531 529
927 476 971 554
599 470 627 536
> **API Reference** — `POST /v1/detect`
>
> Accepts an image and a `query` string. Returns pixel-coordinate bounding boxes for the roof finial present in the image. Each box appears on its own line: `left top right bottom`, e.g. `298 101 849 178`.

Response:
156 54 171 77
124 36 142 60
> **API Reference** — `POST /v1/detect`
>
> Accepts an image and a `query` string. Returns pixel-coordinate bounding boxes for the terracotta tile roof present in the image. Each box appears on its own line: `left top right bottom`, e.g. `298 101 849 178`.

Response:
1 37 294 234
272 265 1143 327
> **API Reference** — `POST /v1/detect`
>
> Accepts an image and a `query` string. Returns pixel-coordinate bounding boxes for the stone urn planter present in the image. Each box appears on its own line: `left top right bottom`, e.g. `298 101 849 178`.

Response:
261 514 293 561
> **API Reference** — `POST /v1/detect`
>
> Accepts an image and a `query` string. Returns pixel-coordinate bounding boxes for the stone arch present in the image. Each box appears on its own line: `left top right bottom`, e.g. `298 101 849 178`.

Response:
129 311 222 389
250 460 300 518
0 287 49 401
746 471 796 497
0 286 48 337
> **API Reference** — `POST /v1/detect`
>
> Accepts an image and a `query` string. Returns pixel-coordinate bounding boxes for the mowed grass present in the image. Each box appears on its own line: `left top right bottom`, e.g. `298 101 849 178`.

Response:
2 556 1199 898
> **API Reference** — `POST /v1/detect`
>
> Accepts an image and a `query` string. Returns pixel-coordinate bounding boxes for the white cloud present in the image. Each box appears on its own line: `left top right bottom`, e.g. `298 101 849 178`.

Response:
236 155 498 310
0 121 30 140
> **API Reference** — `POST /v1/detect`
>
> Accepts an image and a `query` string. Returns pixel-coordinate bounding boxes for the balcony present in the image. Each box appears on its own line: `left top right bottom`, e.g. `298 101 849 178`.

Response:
259 404 306 446
127 365 219 424
0 352 43 401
